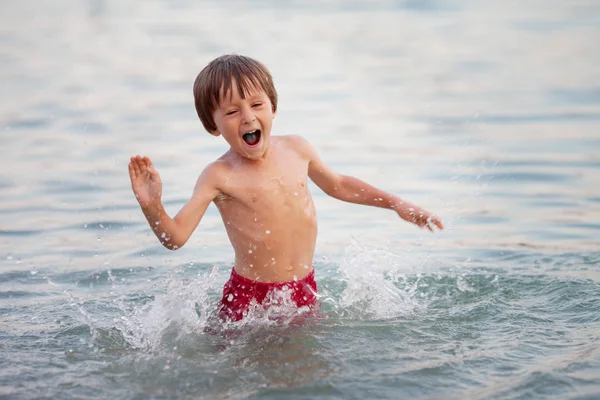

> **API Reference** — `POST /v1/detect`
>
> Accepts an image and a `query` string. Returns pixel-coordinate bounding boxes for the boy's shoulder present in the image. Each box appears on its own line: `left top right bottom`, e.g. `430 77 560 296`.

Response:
272 134 314 157
273 134 308 145
195 156 232 184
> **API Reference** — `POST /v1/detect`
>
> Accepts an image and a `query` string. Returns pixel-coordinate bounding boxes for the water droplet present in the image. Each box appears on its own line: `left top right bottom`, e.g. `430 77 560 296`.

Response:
265 230 271 234
227 294 234 302
249 264 254 268
248 249 253 254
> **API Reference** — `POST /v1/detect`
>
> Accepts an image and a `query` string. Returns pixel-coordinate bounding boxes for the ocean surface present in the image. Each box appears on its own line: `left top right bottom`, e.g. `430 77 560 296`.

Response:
1 1 599 399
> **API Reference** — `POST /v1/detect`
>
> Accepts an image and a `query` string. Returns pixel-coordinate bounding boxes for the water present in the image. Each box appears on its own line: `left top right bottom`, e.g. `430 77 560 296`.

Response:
1 0 599 398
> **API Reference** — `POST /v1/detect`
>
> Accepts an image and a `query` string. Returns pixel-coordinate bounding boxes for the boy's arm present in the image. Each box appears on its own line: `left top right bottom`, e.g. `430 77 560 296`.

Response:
128 155 222 249
295 137 443 231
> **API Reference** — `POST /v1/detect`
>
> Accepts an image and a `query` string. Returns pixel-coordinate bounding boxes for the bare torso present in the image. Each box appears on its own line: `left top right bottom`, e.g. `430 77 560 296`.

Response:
213 136 317 282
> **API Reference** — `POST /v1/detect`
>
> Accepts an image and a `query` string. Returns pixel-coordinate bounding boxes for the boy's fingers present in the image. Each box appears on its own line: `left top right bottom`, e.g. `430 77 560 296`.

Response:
128 162 136 179
143 156 158 174
427 215 443 230
423 218 432 231
139 159 148 175
131 158 141 176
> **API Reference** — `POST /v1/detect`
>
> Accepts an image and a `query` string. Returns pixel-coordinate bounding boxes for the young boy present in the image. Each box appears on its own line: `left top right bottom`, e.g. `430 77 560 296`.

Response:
128 54 443 321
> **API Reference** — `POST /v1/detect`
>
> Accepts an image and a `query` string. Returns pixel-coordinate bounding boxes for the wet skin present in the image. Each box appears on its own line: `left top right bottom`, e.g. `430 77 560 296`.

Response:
128 81 443 283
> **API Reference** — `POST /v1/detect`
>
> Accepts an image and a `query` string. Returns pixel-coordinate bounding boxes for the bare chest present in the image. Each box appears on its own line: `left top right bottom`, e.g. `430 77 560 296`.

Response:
216 151 311 212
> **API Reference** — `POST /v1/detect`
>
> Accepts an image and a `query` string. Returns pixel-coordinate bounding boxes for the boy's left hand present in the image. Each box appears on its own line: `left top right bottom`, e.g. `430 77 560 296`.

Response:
396 204 444 232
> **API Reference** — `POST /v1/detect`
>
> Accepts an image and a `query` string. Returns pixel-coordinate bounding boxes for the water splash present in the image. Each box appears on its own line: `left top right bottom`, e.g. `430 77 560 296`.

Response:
114 265 221 352
220 287 316 333
333 240 426 320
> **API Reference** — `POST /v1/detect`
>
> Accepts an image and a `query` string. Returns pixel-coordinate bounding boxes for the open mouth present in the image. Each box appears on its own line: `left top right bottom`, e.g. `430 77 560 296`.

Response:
242 129 261 146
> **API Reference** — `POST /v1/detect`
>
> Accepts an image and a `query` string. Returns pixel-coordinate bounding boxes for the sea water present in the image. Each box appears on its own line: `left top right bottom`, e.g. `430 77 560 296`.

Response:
1 1 599 399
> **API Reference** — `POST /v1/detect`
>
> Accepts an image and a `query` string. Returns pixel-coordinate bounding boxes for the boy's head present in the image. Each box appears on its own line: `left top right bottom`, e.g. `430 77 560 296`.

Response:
193 54 278 134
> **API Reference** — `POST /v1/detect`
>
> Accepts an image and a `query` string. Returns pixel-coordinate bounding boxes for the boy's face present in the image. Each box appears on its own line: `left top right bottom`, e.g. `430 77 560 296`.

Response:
211 80 276 161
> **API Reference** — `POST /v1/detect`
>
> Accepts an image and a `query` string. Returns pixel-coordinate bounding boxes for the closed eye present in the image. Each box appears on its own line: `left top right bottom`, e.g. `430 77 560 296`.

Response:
225 110 237 115
252 103 263 108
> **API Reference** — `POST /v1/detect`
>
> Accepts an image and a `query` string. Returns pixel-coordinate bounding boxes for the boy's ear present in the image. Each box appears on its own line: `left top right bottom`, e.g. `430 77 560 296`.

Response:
210 129 221 137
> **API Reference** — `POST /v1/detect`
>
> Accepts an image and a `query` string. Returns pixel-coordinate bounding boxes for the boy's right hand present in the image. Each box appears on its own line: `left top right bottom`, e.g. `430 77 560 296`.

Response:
128 155 163 208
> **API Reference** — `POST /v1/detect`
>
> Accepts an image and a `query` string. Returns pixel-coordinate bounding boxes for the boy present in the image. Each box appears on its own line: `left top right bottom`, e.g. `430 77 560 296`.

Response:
128 54 443 321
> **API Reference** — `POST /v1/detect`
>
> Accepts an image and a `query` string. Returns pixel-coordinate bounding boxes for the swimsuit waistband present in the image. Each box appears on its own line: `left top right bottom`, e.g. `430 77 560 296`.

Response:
230 267 315 289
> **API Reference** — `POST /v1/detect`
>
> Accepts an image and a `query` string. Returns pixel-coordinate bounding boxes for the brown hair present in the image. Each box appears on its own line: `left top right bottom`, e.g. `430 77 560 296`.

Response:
193 54 278 133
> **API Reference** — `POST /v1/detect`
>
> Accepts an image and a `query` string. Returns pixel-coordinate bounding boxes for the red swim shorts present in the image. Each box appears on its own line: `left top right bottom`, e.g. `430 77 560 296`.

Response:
219 268 318 321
